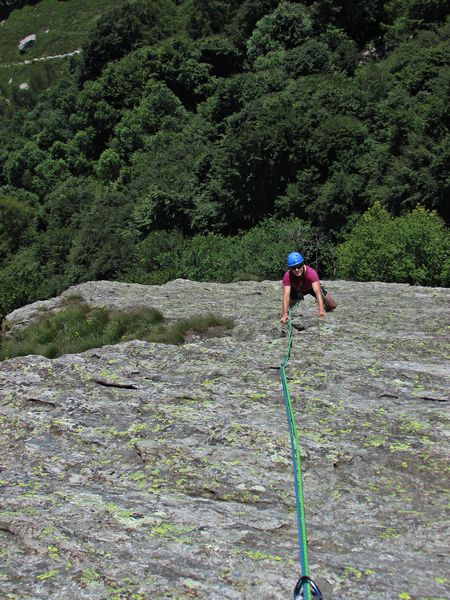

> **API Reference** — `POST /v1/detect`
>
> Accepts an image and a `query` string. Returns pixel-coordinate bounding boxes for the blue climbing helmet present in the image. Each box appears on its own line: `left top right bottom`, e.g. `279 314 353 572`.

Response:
287 252 304 267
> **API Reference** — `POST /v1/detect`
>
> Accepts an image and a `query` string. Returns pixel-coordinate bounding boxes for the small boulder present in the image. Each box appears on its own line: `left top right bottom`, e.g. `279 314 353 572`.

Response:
18 34 36 52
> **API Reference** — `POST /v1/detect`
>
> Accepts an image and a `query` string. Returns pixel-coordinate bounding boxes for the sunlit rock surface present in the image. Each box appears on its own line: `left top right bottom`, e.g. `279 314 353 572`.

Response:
1 279 449 599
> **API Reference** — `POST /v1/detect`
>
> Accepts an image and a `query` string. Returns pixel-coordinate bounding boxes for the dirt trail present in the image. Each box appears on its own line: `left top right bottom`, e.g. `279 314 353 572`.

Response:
0 49 81 69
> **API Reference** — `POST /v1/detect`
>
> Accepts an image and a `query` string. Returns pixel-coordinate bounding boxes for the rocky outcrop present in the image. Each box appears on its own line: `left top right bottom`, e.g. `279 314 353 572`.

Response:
18 33 36 52
0 279 448 599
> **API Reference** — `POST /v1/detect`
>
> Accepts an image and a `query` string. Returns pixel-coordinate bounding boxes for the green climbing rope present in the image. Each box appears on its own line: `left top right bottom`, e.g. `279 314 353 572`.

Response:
280 307 322 600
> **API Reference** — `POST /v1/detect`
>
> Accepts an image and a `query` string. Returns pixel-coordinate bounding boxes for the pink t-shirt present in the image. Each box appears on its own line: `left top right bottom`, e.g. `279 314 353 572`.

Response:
282 265 319 294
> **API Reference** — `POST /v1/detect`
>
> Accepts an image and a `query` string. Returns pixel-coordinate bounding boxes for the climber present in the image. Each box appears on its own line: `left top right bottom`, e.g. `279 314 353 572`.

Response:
280 251 336 324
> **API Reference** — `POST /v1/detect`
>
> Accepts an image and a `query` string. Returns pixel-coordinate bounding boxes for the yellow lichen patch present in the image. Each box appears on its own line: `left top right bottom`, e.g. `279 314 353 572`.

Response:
343 566 363 579
36 568 59 581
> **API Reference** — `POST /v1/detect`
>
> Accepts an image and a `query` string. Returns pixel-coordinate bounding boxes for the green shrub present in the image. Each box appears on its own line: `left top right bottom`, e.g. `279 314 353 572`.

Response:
336 203 449 286
120 229 184 285
122 217 336 285
170 218 331 282
0 247 41 319
234 217 335 280
0 195 35 259
0 286 19 321
0 301 233 361
232 271 264 282
175 233 239 282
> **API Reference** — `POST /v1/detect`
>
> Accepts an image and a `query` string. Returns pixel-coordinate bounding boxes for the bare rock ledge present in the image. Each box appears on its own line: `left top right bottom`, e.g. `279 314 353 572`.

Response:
0 279 449 599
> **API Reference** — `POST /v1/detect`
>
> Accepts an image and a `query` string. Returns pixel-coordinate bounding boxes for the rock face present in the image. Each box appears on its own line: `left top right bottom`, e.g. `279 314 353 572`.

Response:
0 279 449 600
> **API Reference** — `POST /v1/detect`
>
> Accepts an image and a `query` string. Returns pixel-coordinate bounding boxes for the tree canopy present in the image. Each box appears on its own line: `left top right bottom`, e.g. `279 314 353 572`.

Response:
0 0 448 317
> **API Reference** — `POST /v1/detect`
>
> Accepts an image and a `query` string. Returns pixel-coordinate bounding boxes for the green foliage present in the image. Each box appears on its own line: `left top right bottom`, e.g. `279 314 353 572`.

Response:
384 0 449 47
0 283 20 321
32 157 70 196
190 72 369 233
77 0 175 83
120 228 184 284
96 149 122 182
186 0 242 38
126 125 206 226
0 0 34 12
175 232 239 282
0 247 41 319
3 141 46 189
22 76 78 144
38 176 96 230
337 203 450 285
0 195 34 258
147 313 234 345
126 217 335 284
0 300 233 361
235 217 336 279
319 26 359 74
0 0 448 315
195 34 243 77
191 90 304 231
120 217 337 286
65 189 136 284
302 0 386 45
146 36 217 109
246 3 314 66
356 25 450 220
112 80 189 158
132 186 188 233
31 176 98 296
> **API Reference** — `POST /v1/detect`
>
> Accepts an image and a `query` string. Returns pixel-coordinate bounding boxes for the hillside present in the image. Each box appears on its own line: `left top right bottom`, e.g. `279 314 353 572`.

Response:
1 279 449 599
0 0 125 91
0 1 449 322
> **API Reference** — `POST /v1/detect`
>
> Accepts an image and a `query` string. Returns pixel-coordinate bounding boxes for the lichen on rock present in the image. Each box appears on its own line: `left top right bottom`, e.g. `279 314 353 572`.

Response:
0 279 449 599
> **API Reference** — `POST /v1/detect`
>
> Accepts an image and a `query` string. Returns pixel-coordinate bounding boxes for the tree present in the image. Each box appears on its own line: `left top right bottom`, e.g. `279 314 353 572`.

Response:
384 0 449 47
2 142 46 190
74 81 120 157
0 248 40 319
120 228 184 284
302 0 385 45
355 24 450 220
187 0 241 38
30 177 98 296
21 77 78 147
37 176 97 230
96 149 122 182
337 203 449 285
32 158 70 197
112 81 189 158
191 93 303 232
195 35 243 77
246 3 314 66
65 189 135 283
0 196 34 259
229 0 280 49
132 186 189 234
96 48 158 110
78 1 173 83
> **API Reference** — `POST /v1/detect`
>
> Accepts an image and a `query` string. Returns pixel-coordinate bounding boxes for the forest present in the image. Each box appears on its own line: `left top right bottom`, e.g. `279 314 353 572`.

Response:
0 0 449 318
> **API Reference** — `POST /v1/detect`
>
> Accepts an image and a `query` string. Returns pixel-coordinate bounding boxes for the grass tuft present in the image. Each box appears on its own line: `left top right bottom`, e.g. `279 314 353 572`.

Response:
0 301 233 361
